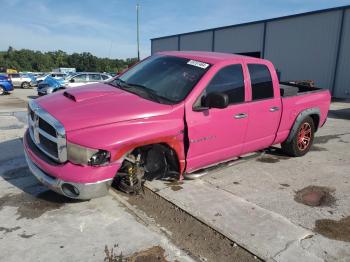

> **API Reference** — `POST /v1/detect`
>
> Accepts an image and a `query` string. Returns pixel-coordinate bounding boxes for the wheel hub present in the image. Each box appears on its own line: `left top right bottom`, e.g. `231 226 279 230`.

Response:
297 122 312 151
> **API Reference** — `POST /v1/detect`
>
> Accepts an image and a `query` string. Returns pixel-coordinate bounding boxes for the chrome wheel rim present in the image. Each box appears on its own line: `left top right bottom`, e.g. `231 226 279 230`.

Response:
297 122 312 151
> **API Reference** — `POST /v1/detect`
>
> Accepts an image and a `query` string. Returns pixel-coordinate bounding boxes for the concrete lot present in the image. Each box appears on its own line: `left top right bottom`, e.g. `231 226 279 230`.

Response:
0 89 193 262
1 88 349 261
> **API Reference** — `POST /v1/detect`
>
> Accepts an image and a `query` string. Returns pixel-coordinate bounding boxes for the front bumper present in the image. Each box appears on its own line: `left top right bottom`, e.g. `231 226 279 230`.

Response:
37 89 47 96
23 131 116 200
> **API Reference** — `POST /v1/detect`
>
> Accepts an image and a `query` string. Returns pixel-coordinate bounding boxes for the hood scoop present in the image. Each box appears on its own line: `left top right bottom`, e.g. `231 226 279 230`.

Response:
63 91 76 101
61 84 119 102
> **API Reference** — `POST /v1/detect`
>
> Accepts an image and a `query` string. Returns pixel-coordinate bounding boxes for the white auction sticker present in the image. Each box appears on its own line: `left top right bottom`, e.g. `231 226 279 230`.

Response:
187 60 209 69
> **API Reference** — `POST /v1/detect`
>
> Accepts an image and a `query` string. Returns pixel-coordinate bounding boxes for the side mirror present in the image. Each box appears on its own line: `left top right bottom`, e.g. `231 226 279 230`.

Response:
203 92 229 109
70 79 75 83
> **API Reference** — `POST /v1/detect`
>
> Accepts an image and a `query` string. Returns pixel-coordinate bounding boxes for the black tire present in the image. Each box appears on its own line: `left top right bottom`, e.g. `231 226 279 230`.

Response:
21 82 30 89
281 116 315 157
0 86 5 96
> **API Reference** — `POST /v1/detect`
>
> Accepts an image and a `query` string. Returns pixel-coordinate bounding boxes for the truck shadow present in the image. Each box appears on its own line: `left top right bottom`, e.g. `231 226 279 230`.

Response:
0 138 78 204
328 108 350 120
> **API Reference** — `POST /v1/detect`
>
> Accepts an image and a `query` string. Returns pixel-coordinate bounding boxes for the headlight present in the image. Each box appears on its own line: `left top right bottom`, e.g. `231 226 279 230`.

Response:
67 143 110 166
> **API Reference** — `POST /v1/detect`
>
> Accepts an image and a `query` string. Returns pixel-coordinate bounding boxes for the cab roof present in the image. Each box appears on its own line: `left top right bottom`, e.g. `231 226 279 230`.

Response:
157 51 264 65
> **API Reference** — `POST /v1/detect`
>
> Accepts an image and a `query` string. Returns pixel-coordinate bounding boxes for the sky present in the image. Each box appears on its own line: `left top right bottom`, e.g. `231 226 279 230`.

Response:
1 0 350 59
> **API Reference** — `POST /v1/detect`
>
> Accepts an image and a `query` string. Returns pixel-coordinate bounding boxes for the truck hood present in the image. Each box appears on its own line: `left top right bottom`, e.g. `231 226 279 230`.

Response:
36 83 174 131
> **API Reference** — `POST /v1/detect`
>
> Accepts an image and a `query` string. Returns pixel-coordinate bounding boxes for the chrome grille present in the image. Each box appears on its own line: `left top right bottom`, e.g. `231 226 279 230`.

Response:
28 100 67 163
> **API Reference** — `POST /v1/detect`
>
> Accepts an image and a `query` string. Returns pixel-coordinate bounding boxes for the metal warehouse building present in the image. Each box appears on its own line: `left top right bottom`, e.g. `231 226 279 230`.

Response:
151 5 350 99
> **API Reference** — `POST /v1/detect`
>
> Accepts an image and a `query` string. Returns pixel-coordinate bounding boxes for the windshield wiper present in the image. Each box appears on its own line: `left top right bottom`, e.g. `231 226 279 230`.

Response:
107 78 125 88
108 79 173 104
124 82 171 104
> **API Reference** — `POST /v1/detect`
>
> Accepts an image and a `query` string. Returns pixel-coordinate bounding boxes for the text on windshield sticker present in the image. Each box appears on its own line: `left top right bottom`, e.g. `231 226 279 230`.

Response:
187 60 209 69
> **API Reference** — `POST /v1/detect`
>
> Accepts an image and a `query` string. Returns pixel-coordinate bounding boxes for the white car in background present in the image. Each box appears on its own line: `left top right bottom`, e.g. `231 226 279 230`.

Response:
36 72 67 83
65 73 112 88
8 73 36 88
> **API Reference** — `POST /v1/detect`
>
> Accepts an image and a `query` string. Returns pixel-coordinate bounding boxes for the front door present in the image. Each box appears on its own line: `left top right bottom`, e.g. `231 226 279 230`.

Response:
69 74 88 87
185 64 249 172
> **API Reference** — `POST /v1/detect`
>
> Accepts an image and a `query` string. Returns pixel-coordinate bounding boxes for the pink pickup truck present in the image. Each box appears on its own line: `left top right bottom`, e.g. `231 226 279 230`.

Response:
23 51 331 199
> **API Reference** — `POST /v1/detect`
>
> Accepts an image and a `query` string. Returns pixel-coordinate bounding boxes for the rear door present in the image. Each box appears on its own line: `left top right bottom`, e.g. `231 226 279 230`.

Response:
185 63 250 172
88 74 103 83
241 63 282 154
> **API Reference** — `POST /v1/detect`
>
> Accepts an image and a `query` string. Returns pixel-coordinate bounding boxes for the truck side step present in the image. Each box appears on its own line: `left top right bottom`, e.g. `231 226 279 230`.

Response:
184 153 261 180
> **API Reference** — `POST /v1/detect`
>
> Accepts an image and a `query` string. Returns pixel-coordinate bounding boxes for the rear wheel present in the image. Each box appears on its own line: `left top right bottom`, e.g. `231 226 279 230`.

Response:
281 116 315 157
0 86 5 95
21 82 30 89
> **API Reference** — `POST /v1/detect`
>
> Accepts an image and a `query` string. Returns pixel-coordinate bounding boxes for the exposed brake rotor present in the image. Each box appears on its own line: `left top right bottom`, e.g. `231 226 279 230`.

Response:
114 145 180 194
114 154 144 194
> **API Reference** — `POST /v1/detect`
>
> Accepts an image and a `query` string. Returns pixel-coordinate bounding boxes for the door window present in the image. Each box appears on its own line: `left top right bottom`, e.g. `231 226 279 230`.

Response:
101 74 110 80
248 64 274 100
10 74 20 78
205 64 245 105
89 74 102 81
72 74 87 82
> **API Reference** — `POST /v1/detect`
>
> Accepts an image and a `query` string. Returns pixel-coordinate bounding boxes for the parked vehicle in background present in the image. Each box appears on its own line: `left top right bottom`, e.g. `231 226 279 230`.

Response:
108 72 118 77
6 68 17 74
37 73 113 95
8 73 36 88
51 72 67 79
23 51 331 200
65 72 112 88
36 74 48 83
23 73 38 87
0 75 14 95
53 68 76 74
32 72 44 77
37 76 65 96
36 72 67 83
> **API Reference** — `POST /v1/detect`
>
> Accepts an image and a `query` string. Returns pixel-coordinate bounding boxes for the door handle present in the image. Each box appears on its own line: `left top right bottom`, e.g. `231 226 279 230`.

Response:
269 106 280 112
234 113 248 119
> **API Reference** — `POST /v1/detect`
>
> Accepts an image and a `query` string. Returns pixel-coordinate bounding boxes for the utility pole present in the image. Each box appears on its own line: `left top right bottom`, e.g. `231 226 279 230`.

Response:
136 3 140 61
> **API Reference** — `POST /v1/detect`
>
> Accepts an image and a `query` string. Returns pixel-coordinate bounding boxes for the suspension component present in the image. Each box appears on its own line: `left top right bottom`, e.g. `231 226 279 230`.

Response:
114 145 180 194
114 153 144 194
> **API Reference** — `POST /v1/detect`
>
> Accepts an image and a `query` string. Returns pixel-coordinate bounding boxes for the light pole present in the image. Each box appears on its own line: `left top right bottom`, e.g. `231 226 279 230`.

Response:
136 3 140 61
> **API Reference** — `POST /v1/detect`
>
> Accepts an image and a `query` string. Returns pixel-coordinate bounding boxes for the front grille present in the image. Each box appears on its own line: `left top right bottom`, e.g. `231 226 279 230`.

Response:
27 100 67 163
39 134 59 158
39 118 56 137
25 131 60 166
29 107 35 121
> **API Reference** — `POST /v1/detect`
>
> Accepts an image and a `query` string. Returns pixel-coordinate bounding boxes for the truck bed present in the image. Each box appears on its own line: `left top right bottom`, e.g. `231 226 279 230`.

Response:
280 82 325 97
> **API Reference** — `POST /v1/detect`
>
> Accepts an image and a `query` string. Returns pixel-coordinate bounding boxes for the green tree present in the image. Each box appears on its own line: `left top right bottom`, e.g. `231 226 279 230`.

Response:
0 47 136 73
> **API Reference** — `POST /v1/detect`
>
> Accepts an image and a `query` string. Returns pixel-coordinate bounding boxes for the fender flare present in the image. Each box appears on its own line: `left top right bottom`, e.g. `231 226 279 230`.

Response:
285 107 320 143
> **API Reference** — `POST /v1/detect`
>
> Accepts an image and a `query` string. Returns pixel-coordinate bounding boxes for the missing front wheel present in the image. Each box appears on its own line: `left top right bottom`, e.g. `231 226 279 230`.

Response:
113 145 180 194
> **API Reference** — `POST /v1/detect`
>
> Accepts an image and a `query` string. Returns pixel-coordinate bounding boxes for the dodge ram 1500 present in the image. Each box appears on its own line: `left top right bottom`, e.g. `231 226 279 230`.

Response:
23 51 331 199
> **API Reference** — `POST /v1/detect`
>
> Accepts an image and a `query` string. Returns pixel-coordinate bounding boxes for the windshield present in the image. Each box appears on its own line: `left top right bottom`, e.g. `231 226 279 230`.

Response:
108 55 210 104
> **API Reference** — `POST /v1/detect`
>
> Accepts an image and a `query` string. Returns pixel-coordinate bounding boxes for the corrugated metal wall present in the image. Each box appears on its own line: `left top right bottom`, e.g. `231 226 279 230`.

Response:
180 31 213 51
264 11 342 91
214 24 264 54
152 36 178 53
151 6 350 98
334 8 350 98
